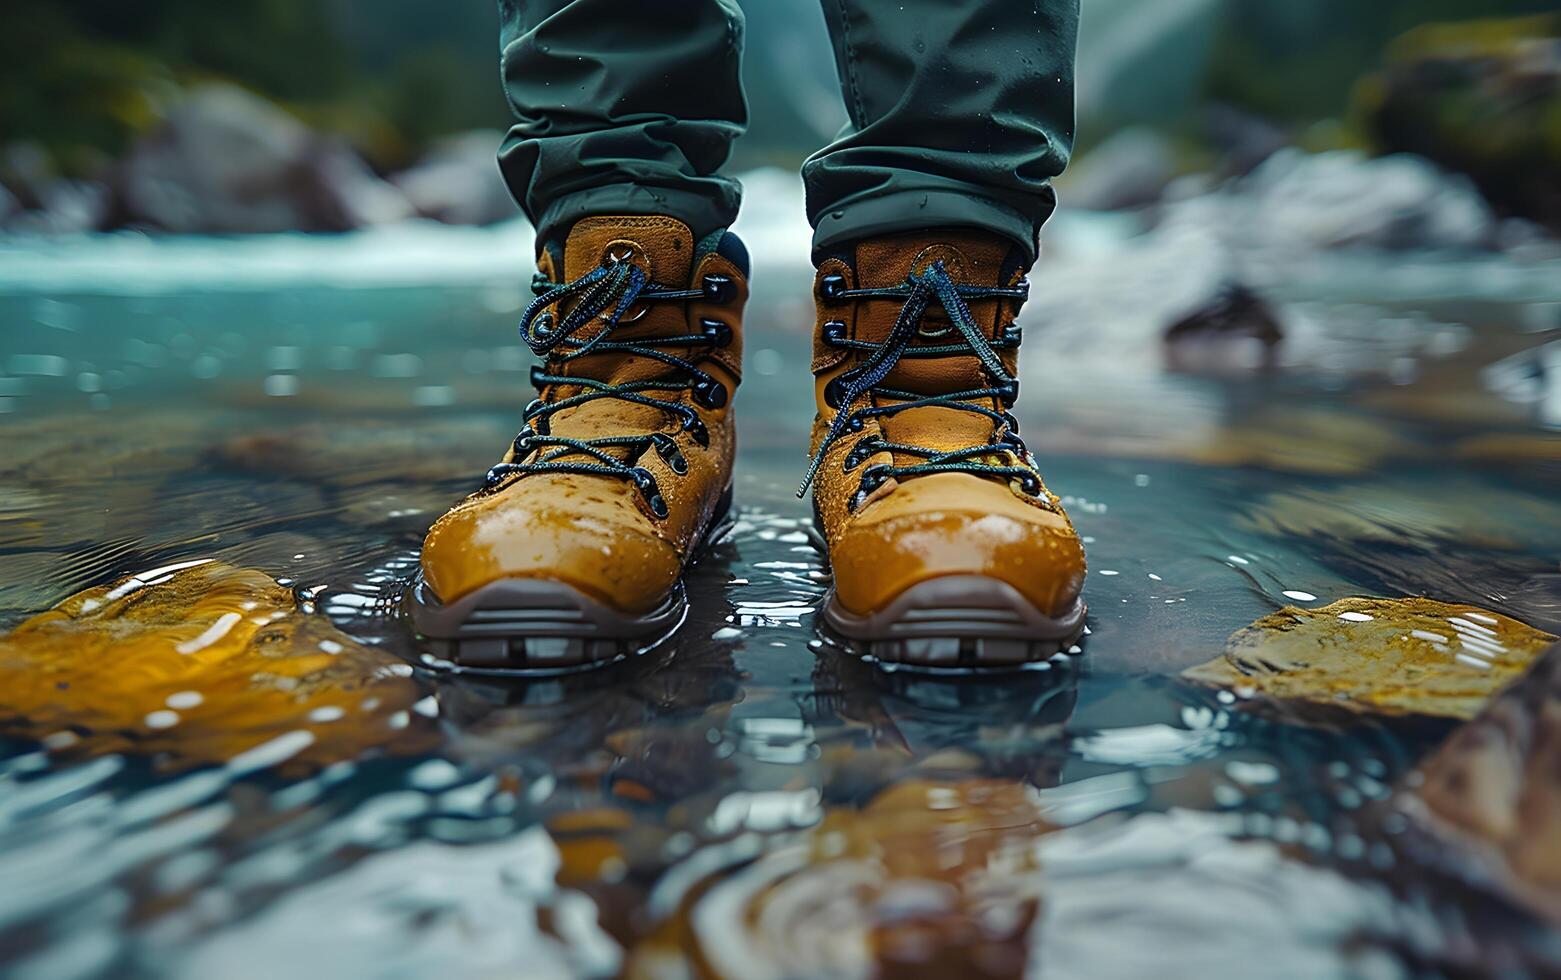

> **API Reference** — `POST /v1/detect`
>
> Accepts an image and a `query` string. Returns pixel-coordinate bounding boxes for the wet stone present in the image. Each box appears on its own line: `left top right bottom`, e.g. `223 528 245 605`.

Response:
0 560 433 770
1390 641 1561 921
1183 597 1558 720
1161 281 1284 374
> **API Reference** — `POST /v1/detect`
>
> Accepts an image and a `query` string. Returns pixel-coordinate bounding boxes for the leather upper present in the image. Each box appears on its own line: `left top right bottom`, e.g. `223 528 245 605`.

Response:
809 230 1086 617
420 216 745 613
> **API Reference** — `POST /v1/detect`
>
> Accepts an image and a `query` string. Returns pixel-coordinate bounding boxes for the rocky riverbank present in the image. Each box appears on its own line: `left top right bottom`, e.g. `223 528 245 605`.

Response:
3 11 1557 241
1 84 515 236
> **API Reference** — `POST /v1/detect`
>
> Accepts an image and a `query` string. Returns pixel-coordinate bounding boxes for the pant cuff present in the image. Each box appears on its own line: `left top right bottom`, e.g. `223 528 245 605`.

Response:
810 187 1054 265
529 182 740 253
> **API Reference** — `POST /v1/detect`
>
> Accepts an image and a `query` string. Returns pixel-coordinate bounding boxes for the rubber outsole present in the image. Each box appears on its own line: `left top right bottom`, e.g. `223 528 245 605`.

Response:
819 574 1087 672
404 487 732 675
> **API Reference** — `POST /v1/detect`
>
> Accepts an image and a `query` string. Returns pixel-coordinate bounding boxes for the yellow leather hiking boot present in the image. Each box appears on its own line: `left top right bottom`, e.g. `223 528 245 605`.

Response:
802 230 1087 668
408 216 747 671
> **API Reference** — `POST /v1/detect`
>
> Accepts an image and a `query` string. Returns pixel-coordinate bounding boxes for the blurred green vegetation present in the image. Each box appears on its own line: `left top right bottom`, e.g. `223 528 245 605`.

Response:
1206 0 1559 127
0 0 506 175
1 0 1557 186
1357 13 1561 227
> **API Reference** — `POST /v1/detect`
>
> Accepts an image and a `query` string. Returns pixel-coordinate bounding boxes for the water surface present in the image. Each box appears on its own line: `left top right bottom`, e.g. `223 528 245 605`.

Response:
2 226 1559 977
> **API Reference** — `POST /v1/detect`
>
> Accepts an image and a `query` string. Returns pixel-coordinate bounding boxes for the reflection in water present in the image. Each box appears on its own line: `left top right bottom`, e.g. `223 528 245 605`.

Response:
0 253 1558 976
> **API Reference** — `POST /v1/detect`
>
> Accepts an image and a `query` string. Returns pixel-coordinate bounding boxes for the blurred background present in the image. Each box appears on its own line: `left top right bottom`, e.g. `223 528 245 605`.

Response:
2 5 1561 978
2 0 1558 237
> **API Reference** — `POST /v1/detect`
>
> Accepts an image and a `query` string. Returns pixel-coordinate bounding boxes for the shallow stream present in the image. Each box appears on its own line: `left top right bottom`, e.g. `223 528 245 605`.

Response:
1 222 1559 977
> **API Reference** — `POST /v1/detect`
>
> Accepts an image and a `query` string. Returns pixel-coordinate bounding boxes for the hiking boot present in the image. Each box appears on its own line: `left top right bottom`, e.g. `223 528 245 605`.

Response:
409 216 747 672
801 230 1086 668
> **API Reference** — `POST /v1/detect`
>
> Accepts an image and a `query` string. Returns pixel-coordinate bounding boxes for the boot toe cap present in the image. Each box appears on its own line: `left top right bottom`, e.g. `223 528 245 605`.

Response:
831 481 1085 619
419 492 682 615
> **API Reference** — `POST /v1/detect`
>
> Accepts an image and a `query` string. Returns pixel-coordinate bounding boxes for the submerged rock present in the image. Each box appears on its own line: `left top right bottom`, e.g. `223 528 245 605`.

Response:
0 560 430 769
1183 597 1558 720
1395 642 1561 921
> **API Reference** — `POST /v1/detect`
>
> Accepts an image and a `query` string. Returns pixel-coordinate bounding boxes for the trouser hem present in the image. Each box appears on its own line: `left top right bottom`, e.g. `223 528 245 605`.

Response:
527 183 740 253
809 186 1054 264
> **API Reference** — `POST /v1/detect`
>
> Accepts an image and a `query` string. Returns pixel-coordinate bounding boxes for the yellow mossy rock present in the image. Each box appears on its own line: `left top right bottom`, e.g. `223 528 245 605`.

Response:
1184 597 1558 720
0 559 431 770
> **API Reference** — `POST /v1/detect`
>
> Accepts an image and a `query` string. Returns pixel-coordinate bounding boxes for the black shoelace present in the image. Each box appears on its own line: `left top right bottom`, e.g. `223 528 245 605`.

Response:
798 260 1046 510
482 254 734 518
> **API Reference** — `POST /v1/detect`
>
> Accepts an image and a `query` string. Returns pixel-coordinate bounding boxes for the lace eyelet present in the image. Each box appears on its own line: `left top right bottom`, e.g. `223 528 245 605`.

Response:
702 274 735 303
1001 323 1023 348
849 465 890 511
997 379 1019 406
692 379 727 409
847 415 864 433
530 272 553 297
651 433 689 475
819 273 847 300
843 439 877 472
631 467 670 518
682 414 710 447
1015 472 1042 496
522 400 551 435
647 493 669 518
701 318 733 347
512 431 533 456
821 320 847 346
529 364 548 389
529 311 557 342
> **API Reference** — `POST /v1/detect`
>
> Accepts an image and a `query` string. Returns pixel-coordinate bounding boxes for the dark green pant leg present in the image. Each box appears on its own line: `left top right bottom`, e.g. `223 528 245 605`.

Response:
496 0 747 248
806 0 1079 262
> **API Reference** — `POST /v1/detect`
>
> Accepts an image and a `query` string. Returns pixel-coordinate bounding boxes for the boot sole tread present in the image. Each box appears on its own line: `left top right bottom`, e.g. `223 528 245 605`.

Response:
820 574 1087 672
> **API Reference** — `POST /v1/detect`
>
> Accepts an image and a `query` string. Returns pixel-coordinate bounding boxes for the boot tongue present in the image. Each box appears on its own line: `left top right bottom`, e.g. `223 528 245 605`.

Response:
561 215 694 288
535 215 698 462
849 231 1021 461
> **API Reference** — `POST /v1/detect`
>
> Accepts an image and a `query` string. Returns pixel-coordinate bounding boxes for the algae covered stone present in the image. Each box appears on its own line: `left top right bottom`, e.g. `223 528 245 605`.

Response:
0 559 431 769
1184 597 1558 720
